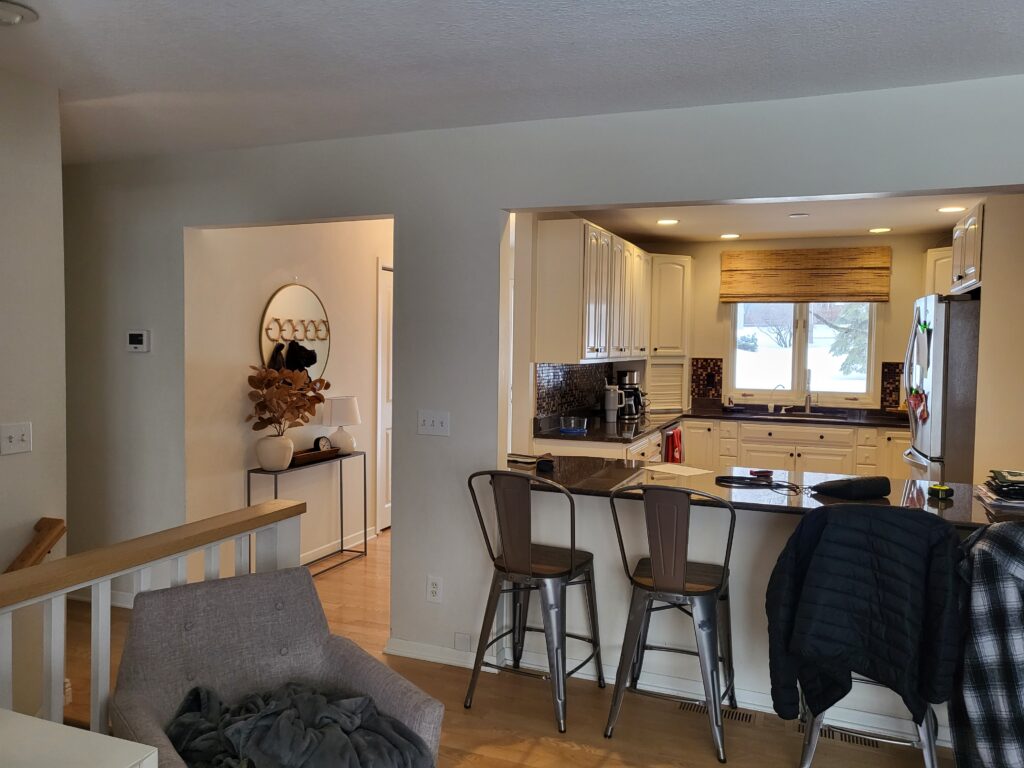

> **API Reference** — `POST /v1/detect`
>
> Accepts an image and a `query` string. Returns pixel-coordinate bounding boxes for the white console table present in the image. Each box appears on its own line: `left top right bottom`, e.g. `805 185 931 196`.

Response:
0 709 158 767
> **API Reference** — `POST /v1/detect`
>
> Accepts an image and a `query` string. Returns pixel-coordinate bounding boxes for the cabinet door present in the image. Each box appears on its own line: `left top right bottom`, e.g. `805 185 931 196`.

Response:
608 239 632 358
795 446 855 475
738 442 795 472
583 225 611 359
632 252 652 356
960 205 983 291
651 255 687 357
925 247 954 296
881 430 912 479
682 421 717 469
950 220 966 293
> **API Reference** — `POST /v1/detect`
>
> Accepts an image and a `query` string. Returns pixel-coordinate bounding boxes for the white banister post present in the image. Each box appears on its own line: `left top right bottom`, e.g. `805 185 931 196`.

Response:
132 567 152 599
171 556 188 587
275 517 300 569
254 526 277 573
204 544 221 581
42 595 66 722
90 580 111 733
0 611 12 710
234 534 251 576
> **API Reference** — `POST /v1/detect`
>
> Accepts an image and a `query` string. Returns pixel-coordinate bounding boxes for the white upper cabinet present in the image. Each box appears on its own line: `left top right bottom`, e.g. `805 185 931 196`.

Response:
925 247 954 296
951 203 983 294
533 219 652 364
650 254 692 358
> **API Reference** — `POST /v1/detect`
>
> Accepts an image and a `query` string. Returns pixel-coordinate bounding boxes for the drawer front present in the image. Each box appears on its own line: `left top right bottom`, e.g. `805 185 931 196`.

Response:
857 428 878 447
856 446 878 466
627 435 659 461
740 422 854 447
719 438 738 457
719 421 738 439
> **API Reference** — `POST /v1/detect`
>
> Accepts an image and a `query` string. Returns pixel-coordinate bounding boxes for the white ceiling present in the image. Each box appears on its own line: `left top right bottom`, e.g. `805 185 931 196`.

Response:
3 1 1024 163
581 194 987 243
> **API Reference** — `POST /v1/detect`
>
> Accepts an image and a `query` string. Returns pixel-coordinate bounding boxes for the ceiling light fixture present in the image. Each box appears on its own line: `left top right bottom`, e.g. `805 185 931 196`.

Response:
657 219 679 226
869 227 892 234
937 206 966 214
0 1 38 25
720 233 740 240
788 213 810 219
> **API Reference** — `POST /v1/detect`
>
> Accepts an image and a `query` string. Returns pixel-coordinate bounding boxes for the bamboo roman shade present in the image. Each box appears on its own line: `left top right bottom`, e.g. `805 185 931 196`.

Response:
719 246 892 303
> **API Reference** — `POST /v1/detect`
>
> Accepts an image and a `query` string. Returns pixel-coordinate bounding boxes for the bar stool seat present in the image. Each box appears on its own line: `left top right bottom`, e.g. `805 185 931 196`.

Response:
633 558 726 594
495 544 594 577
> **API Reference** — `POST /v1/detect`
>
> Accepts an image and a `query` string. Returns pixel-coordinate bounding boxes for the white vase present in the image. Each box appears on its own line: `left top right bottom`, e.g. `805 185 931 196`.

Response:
256 435 294 471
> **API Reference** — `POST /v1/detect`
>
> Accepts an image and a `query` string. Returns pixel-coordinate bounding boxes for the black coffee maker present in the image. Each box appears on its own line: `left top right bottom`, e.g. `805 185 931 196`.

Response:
617 370 646 422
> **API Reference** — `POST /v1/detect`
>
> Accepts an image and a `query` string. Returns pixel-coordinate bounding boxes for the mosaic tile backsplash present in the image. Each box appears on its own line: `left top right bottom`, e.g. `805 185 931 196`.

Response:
690 358 723 400
881 361 904 409
535 363 613 418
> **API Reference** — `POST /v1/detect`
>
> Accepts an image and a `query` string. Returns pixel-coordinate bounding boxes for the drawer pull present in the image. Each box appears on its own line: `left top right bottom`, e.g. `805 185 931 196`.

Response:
887 436 892 442
706 427 712 432
797 453 802 458
768 431 773 437
819 435 824 440
789 452 794 458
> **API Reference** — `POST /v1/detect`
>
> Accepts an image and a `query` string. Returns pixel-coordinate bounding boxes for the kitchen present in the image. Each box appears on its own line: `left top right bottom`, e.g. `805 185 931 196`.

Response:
489 191 1024 752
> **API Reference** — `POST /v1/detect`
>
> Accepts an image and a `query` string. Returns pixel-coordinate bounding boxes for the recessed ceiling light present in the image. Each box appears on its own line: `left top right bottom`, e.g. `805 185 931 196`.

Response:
657 219 679 226
869 227 892 234
788 213 810 219
0 1 38 25
938 206 966 214
720 233 740 240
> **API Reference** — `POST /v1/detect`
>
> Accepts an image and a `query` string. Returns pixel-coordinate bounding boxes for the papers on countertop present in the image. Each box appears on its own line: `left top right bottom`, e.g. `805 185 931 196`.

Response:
643 463 713 477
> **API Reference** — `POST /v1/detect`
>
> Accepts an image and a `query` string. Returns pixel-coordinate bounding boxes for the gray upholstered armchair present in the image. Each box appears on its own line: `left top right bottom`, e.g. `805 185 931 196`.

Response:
111 568 444 768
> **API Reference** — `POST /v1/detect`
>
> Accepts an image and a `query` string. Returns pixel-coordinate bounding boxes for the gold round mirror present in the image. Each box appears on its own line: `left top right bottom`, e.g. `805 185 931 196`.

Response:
259 284 330 380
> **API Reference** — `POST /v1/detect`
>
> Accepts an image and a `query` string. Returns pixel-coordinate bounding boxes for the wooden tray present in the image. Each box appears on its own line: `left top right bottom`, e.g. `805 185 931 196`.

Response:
289 447 341 467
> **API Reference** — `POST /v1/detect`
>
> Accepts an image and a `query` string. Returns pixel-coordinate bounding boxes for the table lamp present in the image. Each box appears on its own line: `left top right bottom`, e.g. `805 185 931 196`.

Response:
323 396 361 454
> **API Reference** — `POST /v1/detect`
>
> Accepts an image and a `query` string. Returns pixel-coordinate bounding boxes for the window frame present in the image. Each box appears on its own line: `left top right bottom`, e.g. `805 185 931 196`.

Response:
726 302 878 407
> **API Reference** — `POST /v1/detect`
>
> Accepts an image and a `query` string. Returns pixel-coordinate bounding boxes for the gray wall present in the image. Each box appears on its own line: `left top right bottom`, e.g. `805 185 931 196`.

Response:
0 72 65 712
64 74 1024 655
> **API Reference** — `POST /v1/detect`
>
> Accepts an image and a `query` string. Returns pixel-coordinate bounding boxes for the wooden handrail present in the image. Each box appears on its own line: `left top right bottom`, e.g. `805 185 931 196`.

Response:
4 518 67 573
0 500 305 611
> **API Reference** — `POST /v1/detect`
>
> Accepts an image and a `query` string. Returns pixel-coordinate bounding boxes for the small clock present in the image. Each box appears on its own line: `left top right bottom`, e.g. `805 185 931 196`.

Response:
314 436 333 452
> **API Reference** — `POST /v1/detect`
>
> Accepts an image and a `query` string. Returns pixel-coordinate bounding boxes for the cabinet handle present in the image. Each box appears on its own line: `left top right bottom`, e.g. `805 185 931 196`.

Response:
819 435 824 440
797 453 802 458
706 427 712 432
653 347 659 351
587 346 598 352
887 436 892 442
954 274 963 281
768 431 773 437
639 347 646 352
790 452 795 458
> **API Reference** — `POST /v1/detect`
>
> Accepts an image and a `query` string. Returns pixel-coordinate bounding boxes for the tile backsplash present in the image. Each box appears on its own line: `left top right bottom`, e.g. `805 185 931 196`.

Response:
535 363 613 418
881 361 904 409
690 358 723 400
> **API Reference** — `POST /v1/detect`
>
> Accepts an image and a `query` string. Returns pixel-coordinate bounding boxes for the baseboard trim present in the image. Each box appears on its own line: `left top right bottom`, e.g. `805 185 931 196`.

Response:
301 527 377 565
387 641 951 746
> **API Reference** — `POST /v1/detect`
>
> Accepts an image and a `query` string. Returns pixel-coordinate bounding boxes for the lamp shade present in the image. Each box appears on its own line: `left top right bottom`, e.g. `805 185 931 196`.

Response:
323 396 361 427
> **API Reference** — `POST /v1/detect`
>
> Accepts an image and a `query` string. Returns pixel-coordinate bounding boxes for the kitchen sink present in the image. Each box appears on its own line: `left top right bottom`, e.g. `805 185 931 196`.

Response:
745 410 849 421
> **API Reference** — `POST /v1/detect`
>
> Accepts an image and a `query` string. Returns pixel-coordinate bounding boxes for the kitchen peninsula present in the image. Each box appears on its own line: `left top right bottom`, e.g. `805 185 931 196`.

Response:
508 456 986 745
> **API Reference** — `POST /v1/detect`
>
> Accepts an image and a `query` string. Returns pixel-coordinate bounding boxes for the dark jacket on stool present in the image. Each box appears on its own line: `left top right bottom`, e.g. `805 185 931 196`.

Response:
765 504 962 723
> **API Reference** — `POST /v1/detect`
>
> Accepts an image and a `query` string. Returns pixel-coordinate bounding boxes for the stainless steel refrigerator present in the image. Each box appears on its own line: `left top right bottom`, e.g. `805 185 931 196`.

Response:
902 293 980 483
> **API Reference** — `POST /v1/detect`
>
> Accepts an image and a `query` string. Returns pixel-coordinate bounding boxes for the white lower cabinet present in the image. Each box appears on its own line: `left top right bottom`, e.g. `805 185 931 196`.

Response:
533 431 664 462
681 420 717 469
880 430 912 479
796 445 856 474
738 442 795 472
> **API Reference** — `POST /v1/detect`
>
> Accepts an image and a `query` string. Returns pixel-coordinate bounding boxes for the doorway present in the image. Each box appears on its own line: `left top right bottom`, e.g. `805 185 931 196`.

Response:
377 262 393 530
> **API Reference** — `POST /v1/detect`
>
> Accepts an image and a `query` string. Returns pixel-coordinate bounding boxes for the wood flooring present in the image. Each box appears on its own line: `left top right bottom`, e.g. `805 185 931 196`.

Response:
65 532 953 766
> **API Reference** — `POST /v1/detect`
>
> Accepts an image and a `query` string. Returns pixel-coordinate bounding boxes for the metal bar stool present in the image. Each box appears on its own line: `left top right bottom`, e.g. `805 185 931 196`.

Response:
799 684 939 767
604 483 737 763
464 469 605 733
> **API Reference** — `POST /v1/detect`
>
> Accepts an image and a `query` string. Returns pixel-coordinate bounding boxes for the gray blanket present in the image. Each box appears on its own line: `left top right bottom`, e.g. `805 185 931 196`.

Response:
166 683 434 768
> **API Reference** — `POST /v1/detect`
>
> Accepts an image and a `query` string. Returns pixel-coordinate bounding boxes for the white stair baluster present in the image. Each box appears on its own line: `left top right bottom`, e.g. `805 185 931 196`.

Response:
90 580 111 733
171 556 188 587
254 526 278 573
0 611 12 710
234 534 251 576
132 567 152 599
204 544 220 581
42 595 66 722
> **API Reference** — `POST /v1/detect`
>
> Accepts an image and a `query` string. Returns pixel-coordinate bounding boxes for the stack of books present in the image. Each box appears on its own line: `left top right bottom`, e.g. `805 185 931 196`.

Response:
976 470 1024 510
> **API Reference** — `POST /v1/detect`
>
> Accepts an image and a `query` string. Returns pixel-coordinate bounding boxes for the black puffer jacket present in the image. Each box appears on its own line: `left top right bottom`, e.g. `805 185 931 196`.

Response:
766 504 961 723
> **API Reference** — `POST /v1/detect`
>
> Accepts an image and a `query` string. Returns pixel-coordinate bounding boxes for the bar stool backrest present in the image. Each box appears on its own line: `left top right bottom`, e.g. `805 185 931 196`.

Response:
610 484 736 593
468 469 576 577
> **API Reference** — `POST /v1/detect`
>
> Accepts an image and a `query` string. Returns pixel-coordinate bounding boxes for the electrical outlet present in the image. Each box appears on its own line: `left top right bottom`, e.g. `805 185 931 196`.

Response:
426 574 443 604
454 632 472 652
417 409 451 437
0 422 32 456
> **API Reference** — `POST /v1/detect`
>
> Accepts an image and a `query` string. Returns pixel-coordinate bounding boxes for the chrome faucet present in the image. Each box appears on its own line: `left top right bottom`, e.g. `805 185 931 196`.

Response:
767 383 786 414
803 368 813 413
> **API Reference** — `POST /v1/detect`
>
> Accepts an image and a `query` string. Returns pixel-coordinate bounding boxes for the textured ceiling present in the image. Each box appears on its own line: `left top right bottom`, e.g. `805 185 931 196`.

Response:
581 194 987 243
3 0 1024 162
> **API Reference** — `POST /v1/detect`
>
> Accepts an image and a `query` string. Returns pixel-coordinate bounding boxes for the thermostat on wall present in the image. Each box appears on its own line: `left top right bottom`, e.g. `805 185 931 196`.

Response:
127 329 151 352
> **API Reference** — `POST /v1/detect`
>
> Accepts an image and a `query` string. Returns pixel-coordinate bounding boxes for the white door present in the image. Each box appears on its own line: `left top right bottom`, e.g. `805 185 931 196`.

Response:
738 443 795 472
925 247 953 296
795 446 855 474
377 265 393 530
650 255 687 357
681 421 717 469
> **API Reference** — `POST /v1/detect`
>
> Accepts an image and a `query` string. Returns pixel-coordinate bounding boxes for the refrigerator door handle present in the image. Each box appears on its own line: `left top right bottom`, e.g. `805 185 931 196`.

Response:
903 447 929 471
904 307 919 444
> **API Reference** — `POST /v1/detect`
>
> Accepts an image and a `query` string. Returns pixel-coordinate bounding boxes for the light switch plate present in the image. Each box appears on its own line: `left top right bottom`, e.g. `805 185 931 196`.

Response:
0 422 32 456
417 409 450 437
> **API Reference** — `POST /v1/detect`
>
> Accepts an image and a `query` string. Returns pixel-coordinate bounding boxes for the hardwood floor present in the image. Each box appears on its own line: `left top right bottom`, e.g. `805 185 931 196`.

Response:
66 532 952 766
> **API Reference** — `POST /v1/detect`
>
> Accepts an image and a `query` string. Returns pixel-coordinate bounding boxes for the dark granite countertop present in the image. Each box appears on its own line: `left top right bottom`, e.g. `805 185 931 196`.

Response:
533 411 683 444
680 401 910 430
526 455 995 529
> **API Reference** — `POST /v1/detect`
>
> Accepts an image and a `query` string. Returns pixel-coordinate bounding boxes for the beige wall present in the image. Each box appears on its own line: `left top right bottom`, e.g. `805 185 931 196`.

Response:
974 194 1024 481
62 74 1024 659
646 232 948 405
0 73 65 713
184 220 392 561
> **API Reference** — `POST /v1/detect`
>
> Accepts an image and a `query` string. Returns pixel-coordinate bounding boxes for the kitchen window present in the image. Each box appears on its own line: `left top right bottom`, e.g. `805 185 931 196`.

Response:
729 302 876 404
